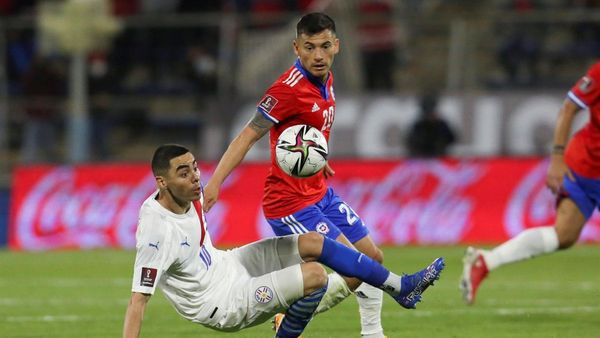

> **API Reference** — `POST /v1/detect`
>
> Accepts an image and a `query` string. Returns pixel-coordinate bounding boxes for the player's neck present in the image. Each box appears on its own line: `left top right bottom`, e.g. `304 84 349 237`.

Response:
295 59 329 85
157 190 191 214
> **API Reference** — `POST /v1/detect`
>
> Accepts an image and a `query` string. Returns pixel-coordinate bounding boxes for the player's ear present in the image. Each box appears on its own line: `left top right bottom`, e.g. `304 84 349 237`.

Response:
334 38 340 54
155 175 167 190
293 39 300 57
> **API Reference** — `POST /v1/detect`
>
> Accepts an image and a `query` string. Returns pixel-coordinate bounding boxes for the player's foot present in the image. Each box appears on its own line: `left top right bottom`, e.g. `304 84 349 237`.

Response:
460 246 489 305
272 313 302 338
394 257 445 309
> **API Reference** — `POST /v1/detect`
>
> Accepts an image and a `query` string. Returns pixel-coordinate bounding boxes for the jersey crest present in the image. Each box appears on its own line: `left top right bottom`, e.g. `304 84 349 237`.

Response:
254 286 274 303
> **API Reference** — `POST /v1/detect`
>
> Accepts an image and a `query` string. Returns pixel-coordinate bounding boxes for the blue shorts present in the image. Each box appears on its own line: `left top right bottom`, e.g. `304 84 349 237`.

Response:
562 171 600 219
266 187 370 243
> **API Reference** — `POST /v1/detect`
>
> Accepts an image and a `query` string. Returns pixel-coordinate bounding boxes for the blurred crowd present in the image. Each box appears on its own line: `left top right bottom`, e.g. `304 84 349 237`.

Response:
2 0 600 164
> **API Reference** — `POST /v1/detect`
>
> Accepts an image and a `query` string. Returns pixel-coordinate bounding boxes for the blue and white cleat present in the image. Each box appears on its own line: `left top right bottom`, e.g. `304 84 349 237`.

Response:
395 257 445 309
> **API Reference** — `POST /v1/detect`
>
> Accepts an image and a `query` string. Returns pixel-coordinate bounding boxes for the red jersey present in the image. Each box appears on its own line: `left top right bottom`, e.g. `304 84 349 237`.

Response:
566 61 600 178
257 60 336 218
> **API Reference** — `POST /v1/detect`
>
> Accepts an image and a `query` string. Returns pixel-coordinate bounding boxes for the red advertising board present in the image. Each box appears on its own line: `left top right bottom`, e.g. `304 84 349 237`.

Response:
9 159 600 250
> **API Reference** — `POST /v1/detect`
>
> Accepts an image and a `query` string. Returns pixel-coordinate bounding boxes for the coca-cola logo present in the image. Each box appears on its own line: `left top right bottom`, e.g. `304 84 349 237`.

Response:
15 167 156 250
325 161 483 244
506 161 600 241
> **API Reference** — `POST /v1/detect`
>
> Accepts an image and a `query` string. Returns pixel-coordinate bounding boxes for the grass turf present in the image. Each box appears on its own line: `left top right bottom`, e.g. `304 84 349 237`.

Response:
1 245 599 337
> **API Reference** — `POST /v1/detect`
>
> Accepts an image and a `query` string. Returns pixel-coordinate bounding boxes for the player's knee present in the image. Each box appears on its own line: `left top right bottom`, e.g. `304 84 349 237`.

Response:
298 232 325 261
360 245 384 263
370 247 384 263
557 231 578 249
302 262 328 294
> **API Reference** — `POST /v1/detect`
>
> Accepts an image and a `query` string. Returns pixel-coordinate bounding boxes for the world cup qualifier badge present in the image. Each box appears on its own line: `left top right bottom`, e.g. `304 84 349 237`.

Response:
254 286 274 304
579 76 594 93
258 95 278 114
141 267 157 287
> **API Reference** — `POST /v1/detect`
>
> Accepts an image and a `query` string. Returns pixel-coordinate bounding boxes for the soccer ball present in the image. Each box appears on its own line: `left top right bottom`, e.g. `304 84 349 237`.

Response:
275 124 328 178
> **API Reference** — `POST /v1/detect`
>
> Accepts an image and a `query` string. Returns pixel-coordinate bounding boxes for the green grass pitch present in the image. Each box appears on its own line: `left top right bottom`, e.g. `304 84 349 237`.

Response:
1 245 599 337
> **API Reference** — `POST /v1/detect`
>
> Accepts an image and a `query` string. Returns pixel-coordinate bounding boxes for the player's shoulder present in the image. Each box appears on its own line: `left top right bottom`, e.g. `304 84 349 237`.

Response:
137 195 168 238
585 61 600 78
272 65 306 91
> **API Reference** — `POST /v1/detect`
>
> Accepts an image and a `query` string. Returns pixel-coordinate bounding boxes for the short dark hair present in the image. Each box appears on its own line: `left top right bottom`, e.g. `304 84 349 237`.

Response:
296 12 336 37
151 144 190 176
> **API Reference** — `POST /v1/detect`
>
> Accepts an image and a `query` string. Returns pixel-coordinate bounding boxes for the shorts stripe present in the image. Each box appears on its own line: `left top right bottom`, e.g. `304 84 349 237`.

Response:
282 216 301 234
288 216 309 233
282 216 308 234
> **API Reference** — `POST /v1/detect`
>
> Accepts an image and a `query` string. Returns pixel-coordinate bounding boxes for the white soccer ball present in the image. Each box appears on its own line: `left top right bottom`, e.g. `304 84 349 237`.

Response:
275 124 329 178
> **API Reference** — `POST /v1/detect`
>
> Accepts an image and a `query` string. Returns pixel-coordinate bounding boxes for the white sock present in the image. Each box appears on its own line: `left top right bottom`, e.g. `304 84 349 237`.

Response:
381 271 402 296
355 283 384 337
482 226 559 271
315 273 352 314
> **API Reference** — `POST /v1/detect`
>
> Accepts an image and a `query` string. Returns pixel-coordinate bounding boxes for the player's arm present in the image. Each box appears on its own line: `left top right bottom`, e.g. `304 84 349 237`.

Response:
122 292 151 338
204 112 274 211
546 98 580 193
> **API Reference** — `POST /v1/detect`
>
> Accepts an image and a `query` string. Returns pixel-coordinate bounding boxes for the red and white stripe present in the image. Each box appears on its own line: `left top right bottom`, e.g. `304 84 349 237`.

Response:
283 69 303 87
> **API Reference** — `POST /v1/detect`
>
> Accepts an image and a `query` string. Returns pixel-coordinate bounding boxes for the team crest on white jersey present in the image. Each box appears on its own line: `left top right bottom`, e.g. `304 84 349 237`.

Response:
312 102 320 112
316 222 330 235
254 286 274 304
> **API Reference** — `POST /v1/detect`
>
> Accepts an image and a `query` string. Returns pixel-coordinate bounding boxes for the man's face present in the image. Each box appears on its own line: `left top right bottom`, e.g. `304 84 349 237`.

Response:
294 29 339 81
159 152 202 203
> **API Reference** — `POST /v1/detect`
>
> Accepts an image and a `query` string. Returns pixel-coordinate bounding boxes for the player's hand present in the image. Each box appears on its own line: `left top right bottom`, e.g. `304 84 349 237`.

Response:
203 182 219 212
546 154 575 194
323 163 335 179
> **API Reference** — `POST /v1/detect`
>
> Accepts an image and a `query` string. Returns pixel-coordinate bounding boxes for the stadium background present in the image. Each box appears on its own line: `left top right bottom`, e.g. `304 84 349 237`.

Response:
1 1 600 337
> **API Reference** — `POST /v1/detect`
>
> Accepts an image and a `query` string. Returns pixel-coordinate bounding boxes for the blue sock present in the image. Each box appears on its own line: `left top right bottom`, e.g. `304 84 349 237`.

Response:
318 236 390 288
276 284 327 338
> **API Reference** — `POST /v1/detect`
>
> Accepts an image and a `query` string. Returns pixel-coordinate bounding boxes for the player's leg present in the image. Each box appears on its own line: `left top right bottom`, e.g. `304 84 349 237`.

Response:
461 173 593 304
231 235 305 277
227 260 326 337
310 233 361 314
321 188 386 338
352 236 386 338
274 262 328 338
299 232 445 309
267 205 358 313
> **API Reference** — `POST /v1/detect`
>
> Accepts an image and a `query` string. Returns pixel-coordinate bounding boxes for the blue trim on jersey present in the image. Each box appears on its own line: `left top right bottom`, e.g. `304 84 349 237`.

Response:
567 91 587 110
266 187 370 243
294 59 330 100
562 171 600 219
257 108 279 123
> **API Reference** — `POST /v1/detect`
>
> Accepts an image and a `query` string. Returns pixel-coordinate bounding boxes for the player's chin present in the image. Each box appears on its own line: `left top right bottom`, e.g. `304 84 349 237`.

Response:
310 67 328 77
191 191 202 200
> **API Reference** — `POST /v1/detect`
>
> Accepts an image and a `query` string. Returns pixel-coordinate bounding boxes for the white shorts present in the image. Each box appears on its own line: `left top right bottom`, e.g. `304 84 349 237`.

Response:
204 235 305 331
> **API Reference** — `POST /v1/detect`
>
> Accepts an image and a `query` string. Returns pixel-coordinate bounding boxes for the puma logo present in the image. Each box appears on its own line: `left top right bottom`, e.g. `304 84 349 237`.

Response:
148 241 160 251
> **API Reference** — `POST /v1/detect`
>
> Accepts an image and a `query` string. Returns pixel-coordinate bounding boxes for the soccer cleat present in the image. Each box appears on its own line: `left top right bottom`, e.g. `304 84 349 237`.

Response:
271 313 302 338
460 246 489 305
394 257 445 309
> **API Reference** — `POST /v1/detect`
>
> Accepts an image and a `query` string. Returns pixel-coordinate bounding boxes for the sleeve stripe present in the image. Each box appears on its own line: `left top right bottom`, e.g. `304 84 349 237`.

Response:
258 108 279 123
568 91 588 110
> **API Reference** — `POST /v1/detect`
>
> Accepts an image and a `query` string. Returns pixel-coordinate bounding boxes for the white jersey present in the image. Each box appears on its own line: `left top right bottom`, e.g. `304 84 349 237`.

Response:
130 191 306 331
131 191 234 324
